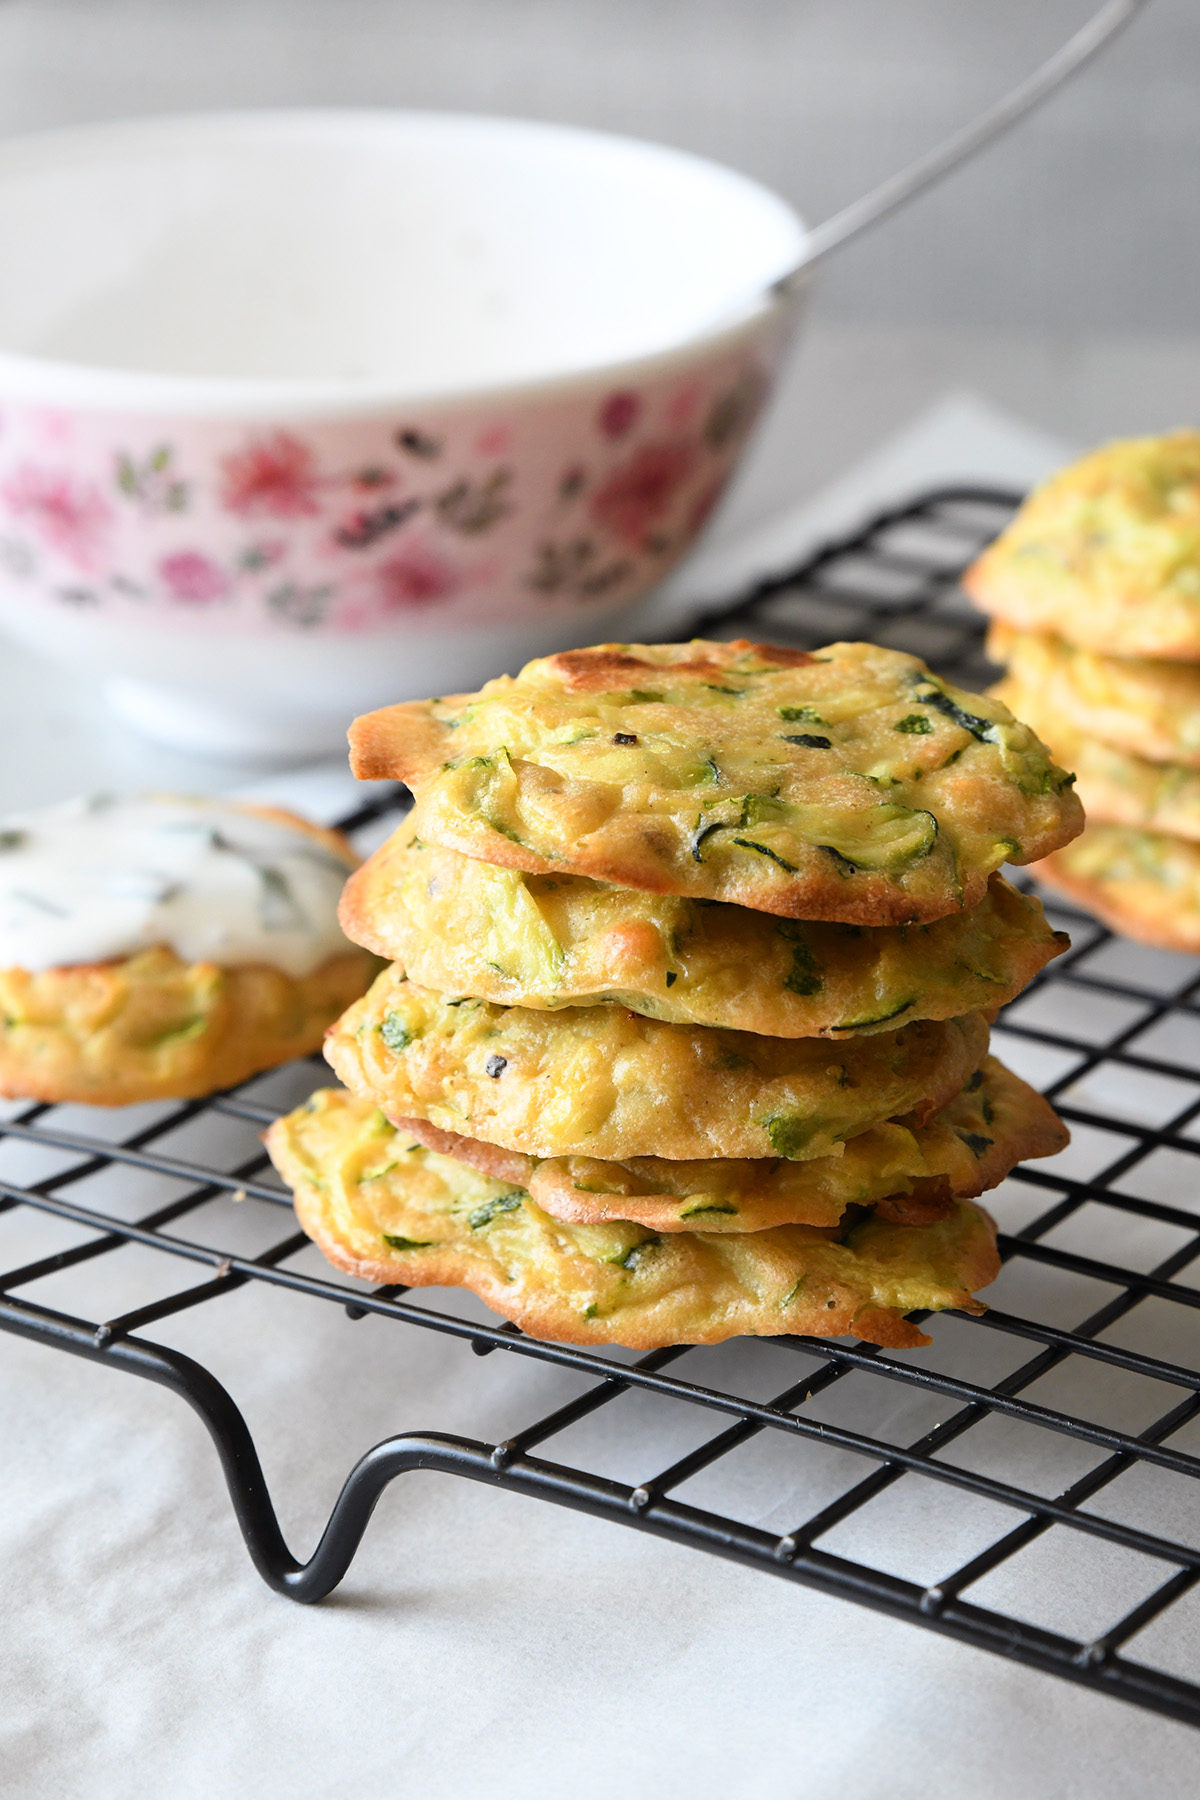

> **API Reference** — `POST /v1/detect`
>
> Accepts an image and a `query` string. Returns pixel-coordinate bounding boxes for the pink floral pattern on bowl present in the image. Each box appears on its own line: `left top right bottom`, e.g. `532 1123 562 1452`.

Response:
2 465 113 573
0 338 778 637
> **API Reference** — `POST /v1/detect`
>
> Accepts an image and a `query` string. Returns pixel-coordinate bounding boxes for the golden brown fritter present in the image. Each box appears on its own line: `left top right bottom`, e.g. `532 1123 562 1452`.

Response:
267 1086 1001 1349
324 967 989 1162
348 639 1079 925
990 625 1200 767
341 837 1066 1037
0 943 377 1105
995 677 1200 843
390 1054 1065 1233
966 431 1200 659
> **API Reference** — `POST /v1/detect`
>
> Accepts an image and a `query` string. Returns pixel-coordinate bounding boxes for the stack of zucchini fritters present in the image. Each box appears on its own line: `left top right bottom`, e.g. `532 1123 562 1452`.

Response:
969 430 1200 952
268 638 1083 1351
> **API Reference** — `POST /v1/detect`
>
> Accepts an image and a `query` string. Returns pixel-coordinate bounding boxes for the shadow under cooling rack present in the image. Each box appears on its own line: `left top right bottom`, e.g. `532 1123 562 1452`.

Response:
6 487 1200 1727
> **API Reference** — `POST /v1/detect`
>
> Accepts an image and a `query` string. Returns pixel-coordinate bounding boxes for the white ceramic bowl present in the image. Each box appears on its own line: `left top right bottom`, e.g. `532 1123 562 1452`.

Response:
0 110 806 757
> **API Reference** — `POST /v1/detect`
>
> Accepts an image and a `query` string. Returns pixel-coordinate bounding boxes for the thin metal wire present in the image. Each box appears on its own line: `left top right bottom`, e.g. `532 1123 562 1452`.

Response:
6 485 1200 1725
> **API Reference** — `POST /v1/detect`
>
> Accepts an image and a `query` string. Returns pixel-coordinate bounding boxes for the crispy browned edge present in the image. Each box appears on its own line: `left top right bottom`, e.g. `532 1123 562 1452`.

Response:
549 641 818 691
346 641 816 776
391 1111 956 1226
342 802 998 926
338 845 405 957
389 1115 535 1185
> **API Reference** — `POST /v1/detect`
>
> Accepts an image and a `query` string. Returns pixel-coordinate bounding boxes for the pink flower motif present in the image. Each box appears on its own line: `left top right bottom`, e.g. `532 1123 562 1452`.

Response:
2 464 112 570
374 543 459 611
474 423 512 457
589 440 696 550
219 431 321 518
159 550 230 603
598 390 642 440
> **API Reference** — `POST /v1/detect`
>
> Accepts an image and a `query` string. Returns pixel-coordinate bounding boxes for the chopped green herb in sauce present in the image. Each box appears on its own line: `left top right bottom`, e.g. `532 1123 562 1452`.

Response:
257 866 306 931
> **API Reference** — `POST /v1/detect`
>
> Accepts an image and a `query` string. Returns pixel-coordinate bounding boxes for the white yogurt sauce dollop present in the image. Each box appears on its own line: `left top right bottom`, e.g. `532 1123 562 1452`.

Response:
0 795 355 977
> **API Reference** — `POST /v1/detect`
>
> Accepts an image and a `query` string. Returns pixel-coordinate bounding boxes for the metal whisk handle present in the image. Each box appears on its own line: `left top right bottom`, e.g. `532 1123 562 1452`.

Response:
773 0 1149 293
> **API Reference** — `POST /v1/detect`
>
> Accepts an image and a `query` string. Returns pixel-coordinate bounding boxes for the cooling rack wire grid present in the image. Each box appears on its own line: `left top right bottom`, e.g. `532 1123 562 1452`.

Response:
6 486 1200 1726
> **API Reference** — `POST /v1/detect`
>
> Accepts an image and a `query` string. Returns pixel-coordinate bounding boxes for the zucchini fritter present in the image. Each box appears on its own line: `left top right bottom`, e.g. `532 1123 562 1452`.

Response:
391 1054 1066 1233
991 624 1200 767
324 967 989 1162
267 1087 1001 1349
342 836 1065 1036
996 678 1200 844
349 639 1079 925
0 944 377 1106
966 431 1200 660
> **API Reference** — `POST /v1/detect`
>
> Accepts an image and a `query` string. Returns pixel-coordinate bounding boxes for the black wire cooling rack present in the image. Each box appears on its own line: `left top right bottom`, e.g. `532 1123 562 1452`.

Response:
7 486 1200 1726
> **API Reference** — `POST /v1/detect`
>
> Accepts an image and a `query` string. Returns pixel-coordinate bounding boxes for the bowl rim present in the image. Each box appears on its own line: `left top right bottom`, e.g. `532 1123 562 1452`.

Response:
0 106 808 421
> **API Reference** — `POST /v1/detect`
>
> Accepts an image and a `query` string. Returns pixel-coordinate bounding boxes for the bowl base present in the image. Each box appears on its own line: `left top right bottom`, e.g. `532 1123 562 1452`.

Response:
104 677 350 762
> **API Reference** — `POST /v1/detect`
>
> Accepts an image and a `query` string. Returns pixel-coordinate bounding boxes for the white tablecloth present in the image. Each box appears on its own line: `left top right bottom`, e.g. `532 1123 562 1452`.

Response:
5 397 1200 1798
